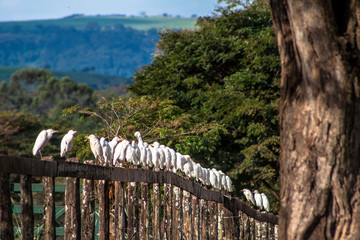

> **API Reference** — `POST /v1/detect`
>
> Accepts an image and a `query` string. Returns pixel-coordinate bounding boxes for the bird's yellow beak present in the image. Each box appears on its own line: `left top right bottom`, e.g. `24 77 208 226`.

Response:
73 130 77 134
53 130 58 133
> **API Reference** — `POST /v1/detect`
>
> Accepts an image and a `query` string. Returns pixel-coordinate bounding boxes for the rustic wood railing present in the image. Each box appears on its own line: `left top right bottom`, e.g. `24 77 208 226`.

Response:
0 155 278 240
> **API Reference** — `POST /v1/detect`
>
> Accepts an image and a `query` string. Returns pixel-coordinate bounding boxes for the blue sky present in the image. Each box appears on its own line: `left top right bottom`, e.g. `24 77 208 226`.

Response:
0 0 222 21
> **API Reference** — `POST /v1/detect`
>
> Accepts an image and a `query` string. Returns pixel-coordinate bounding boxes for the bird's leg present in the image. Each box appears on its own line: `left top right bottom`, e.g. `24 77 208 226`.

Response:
39 151 43 160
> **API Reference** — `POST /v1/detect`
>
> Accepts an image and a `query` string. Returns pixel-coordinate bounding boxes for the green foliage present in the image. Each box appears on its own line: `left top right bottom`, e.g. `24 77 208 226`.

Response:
65 95 224 159
0 66 131 91
129 6 280 197
0 68 97 119
0 111 41 156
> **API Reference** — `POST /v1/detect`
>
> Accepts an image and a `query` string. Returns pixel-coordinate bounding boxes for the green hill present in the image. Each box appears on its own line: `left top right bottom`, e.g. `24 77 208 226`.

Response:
0 66 130 90
0 14 197 31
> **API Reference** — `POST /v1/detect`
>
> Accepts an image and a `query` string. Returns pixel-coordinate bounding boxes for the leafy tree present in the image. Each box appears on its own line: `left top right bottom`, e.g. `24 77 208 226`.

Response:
64 95 223 161
129 5 280 200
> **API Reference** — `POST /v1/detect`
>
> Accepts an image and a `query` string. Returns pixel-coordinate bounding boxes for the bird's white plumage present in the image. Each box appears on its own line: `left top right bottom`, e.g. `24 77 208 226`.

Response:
88 135 103 162
60 130 76 157
113 139 129 165
33 129 57 156
254 190 263 210
100 137 111 165
134 131 144 148
108 137 120 158
242 189 255 205
261 193 270 212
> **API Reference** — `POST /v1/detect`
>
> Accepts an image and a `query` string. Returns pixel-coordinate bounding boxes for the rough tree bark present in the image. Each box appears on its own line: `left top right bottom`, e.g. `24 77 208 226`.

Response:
270 0 360 239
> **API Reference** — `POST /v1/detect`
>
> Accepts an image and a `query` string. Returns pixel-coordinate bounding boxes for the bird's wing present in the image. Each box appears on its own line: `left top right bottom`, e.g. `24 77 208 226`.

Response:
33 130 47 156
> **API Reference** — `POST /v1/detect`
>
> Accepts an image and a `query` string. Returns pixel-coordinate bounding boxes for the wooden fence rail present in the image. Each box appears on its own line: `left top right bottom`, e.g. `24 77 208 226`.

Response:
0 155 278 239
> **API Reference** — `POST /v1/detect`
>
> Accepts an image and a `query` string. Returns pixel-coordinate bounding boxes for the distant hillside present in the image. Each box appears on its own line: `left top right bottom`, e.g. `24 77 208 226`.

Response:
0 66 131 91
0 15 198 78
0 14 197 31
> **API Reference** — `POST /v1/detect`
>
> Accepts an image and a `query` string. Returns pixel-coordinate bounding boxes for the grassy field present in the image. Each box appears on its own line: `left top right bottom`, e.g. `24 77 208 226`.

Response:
0 66 131 91
0 15 198 31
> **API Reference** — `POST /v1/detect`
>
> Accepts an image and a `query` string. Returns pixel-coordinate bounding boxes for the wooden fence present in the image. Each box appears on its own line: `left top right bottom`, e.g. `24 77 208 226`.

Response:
0 155 278 240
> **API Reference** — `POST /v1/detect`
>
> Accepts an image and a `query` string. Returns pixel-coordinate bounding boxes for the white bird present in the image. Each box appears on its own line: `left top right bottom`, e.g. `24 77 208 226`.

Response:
108 136 120 157
87 135 103 163
209 169 218 189
183 161 194 178
134 131 144 147
168 147 177 172
225 175 233 192
254 190 263 210
242 189 255 205
113 139 129 166
161 146 171 170
100 137 112 165
261 193 270 212
33 129 58 158
150 144 160 170
60 130 77 158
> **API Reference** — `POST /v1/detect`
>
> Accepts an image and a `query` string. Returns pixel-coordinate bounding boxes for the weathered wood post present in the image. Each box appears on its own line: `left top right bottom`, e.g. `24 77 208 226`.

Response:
255 219 261 240
81 160 95 240
20 174 34 240
261 222 268 240
208 201 217 240
64 157 81 240
191 195 200 240
172 186 182 240
0 172 13 240
114 181 125 240
127 182 139 240
199 199 208 240
98 179 109 240
223 207 235 240
268 223 275 240
217 204 225 240
238 210 244 240
163 183 172 239
182 190 192 240
139 182 149 240
243 214 250 240
42 156 56 240
152 183 161 240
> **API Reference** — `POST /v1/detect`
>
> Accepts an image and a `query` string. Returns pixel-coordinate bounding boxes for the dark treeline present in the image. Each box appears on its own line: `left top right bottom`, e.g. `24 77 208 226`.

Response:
0 22 160 77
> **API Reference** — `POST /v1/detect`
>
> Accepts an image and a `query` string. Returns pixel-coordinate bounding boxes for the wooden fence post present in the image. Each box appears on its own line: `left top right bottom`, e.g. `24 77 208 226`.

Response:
172 186 182 240
42 156 55 240
115 181 125 240
255 219 261 240
238 210 244 240
0 172 13 240
127 182 139 240
243 214 250 240
98 179 109 240
20 174 34 240
208 201 217 240
217 204 225 240
182 190 192 240
191 195 199 240
153 183 161 240
81 160 95 240
268 223 275 240
199 199 208 240
139 182 149 240
64 158 81 240
163 183 172 240
262 222 268 240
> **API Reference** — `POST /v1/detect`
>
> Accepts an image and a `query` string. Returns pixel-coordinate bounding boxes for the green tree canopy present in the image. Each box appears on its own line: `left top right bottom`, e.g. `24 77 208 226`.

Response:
129 6 280 199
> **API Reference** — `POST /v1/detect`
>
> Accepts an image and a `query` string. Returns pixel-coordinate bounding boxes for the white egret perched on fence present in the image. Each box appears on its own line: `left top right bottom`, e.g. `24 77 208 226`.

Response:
254 190 263 210
242 189 255 205
87 135 103 163
108 136 120 158
60 130 77 158
100 137 111 165
134 131 144 147
261 193 270 212
33 129 58 158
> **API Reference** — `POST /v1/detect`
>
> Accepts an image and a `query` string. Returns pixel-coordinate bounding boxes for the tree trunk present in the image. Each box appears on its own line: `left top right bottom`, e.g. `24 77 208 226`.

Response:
270 0 360 239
